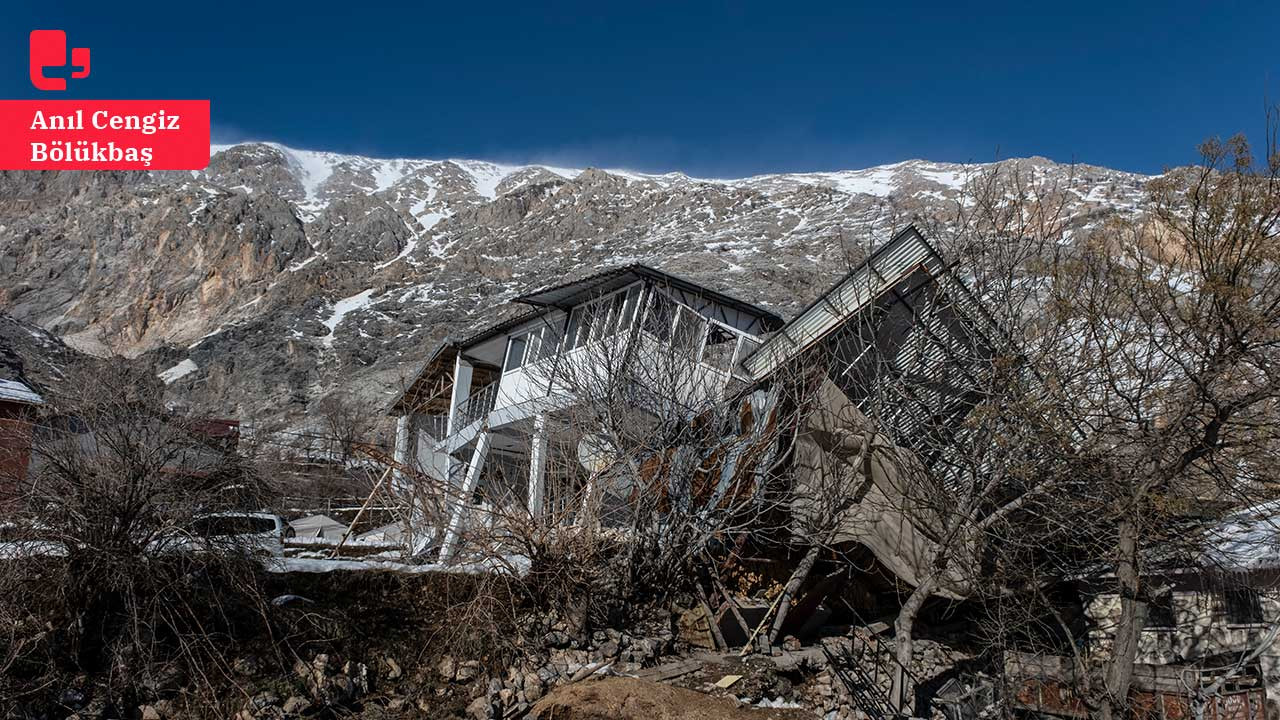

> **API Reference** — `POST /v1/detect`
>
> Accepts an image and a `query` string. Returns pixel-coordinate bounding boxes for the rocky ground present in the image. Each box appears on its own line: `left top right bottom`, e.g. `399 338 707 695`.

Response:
0 146 1150 431
11 558 979 720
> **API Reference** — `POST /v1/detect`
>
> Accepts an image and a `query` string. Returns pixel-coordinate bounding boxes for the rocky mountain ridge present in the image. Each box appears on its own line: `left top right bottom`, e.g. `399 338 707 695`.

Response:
0 143 1153 427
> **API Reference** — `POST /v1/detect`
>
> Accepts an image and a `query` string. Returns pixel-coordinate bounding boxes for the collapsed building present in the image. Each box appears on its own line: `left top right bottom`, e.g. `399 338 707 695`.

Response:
387 263 785 557
387 225 1280 719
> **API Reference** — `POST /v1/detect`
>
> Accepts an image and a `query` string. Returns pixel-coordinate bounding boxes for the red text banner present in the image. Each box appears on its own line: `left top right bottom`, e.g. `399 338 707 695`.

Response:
0 100 210 170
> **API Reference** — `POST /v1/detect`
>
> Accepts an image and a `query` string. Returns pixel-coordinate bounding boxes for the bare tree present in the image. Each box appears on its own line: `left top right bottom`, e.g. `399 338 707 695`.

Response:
886 122 1280 720
1044 129 1280 720
0 358 275 707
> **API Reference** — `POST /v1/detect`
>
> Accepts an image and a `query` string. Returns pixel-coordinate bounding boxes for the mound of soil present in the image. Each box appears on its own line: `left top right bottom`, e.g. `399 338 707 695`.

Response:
527 677 812 720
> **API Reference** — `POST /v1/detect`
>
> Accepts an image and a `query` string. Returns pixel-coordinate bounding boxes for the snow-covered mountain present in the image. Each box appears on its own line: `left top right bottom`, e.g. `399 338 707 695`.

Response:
0 143 1152 426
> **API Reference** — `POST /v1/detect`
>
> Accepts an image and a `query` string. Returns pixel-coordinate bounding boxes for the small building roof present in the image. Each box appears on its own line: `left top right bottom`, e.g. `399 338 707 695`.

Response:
456 308 546 349
290 514 347 535
0 378 43 406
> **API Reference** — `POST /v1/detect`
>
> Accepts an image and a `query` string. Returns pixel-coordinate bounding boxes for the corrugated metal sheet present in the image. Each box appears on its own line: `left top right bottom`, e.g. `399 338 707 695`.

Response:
744 225 1022 490
0 379 43 405
744 226 945 379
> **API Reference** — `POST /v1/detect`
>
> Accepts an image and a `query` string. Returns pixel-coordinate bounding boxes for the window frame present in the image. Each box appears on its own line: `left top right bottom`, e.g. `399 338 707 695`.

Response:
504 325 556 374
503 332 529 373
1222 585 1266 627
563 283 645 352
1145 590 1177 630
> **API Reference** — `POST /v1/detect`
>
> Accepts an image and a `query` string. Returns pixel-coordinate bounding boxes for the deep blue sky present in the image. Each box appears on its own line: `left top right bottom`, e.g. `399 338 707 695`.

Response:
3 1 1276 176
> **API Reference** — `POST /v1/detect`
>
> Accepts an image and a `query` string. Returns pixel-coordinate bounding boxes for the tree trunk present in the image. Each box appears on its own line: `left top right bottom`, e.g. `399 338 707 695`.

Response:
1101 518 1144 720
892 580 934 715
768 544 821 646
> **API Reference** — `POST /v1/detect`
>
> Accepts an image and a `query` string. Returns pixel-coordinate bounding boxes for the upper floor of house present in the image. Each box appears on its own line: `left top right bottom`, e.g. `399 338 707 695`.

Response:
389 265 784 451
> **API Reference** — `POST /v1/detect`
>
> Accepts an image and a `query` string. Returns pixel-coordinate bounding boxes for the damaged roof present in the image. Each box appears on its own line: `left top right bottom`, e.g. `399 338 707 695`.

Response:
513 263 785 331
742 225 1002 379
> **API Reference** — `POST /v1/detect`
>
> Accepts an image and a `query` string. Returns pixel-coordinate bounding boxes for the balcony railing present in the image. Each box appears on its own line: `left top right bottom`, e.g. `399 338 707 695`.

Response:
452 381 499 431
418 414 450 443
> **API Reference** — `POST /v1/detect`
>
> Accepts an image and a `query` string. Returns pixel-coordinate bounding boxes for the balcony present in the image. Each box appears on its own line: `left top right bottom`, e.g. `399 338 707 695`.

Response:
418 414 450 443
453 381 498 431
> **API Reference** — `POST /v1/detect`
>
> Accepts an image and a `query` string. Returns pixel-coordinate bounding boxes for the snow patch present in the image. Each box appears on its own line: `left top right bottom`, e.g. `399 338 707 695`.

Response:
451 160 516 200
321 289 377 347
266 554 530 575
158 359 198 385
1205 500 1280 571
277 145 336 201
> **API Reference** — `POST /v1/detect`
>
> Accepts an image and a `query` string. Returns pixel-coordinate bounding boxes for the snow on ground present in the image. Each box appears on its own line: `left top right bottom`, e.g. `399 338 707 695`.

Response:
266 554 530 576
826 166 900 196
0 540 67 559
289 253 323 272
320 289 377 347
416 210 449 230
371 158 412 193
158 358 198 385
538 165 584 181
916 167 970 189
277 145 337 201
205 143 1149 223
452 160 516 200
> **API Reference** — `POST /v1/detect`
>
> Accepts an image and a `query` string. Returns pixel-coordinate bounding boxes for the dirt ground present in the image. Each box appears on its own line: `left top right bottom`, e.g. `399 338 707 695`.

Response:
527 677 814 720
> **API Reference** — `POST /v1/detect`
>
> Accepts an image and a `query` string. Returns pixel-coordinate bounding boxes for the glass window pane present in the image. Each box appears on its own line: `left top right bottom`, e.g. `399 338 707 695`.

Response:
538 326 560 361
673 306 706 353
505 335 527 371
644 292 675 341
526 329 541 363
620 286 642 329
576 305 596 348
1224 587 1264 624
596 292 625 339
565 308 582 350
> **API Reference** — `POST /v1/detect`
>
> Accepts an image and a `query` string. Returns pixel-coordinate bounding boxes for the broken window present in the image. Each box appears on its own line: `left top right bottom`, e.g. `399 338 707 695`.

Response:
1147 590 1176 629
702 324 737 371
1222 586 1264 625
673 305 707 355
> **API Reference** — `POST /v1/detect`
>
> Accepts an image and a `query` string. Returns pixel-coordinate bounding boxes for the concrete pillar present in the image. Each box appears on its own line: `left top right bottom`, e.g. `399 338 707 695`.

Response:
446 356 475 436
527 414 548 523
393 414 412 487
439 431 491 561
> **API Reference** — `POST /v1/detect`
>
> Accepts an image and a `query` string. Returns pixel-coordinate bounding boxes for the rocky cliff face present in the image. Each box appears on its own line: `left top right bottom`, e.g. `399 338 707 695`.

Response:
0 144 1151 427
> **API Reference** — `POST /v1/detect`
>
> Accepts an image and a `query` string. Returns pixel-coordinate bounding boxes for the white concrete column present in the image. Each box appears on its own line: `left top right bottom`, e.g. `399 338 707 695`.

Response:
527 414 548 523
439 431 491 561
446 356 475 436
393 414 412 486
